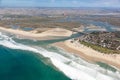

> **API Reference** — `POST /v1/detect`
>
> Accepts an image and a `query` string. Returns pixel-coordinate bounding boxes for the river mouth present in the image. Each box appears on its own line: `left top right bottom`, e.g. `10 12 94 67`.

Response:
0 31 120 80
0 16 120 80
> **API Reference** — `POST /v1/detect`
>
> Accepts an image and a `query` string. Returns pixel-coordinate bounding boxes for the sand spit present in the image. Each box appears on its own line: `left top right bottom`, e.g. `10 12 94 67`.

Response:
0 27 72 40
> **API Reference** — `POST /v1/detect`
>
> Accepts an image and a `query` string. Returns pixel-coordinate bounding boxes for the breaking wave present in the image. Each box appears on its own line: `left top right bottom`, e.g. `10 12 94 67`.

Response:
0 32 120 80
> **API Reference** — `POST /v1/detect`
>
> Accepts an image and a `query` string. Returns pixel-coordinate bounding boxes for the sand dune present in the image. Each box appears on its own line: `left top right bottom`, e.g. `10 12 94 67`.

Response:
40 28 72 37
0 27 72 40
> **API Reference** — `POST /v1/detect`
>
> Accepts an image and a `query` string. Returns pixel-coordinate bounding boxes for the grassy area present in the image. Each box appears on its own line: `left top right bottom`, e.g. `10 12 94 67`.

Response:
80 41 120 54
0 16 82 30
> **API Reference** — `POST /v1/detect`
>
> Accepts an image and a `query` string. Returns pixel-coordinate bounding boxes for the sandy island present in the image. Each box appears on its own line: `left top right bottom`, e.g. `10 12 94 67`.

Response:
0 27 72 40
54 40 120 69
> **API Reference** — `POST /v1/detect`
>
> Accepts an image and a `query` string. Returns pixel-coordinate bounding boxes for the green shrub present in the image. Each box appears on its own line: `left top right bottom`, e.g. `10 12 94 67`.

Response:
80 41 120 54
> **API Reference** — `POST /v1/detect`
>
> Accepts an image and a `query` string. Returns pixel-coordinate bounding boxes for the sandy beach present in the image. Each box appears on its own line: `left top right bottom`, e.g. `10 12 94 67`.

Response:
0 27 72 40
1 26 120 69
54 40 120 69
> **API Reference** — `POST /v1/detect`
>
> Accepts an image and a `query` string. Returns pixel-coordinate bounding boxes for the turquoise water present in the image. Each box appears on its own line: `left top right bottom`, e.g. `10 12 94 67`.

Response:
0 45 70 80
96 62 117 72
0 30 120 80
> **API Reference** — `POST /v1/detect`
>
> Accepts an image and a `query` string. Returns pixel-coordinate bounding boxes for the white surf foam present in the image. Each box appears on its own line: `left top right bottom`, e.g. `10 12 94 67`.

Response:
0 32 120 80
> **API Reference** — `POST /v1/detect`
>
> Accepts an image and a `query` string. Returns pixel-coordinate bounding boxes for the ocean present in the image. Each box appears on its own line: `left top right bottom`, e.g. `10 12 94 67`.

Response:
0 32 120 80
0 45 70 80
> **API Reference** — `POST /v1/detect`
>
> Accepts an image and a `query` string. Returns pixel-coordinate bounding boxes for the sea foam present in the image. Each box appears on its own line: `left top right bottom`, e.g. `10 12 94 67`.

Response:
0 32 120 80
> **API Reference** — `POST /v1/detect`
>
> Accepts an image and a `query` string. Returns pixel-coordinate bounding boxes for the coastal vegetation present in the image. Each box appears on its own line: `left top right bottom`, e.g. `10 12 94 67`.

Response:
80 41 120 54
0 7 120 80
0 15 82 30
83 15 120 27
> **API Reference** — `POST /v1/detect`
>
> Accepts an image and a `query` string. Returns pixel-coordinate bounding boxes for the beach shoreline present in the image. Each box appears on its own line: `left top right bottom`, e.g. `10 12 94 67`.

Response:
1 26 120 70
53 40 120 69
